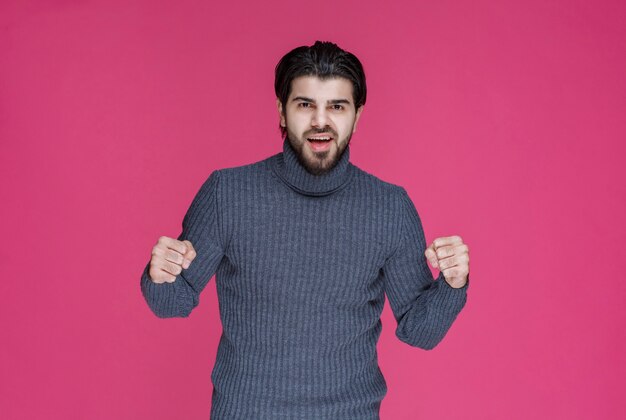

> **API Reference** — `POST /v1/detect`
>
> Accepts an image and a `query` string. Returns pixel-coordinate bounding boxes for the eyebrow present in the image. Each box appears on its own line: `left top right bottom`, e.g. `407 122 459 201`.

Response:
291 96 352 105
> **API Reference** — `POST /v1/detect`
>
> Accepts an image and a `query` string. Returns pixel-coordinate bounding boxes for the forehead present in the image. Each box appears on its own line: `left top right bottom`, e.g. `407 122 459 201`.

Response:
289 76 354 102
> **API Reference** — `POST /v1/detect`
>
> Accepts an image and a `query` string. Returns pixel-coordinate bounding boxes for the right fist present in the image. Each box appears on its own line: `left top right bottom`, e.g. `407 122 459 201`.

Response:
148 236 197 284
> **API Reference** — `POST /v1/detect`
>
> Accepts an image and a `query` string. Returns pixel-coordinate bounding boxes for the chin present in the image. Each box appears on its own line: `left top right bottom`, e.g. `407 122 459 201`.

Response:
307 153 342 175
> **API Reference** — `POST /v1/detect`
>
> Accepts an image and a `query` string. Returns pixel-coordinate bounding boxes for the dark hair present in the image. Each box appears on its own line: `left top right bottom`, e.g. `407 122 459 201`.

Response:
274 41 367 138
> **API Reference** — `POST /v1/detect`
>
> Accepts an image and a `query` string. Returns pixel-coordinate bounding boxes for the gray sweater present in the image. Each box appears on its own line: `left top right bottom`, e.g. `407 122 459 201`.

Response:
140 139 469 419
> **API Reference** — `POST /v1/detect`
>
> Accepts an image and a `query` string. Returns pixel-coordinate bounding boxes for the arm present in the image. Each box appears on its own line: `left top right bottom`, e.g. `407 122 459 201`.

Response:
382 187 469 349
140 170 225 318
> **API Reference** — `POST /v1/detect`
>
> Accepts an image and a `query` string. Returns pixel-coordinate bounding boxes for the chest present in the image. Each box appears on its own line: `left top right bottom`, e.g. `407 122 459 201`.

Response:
220 188 392 303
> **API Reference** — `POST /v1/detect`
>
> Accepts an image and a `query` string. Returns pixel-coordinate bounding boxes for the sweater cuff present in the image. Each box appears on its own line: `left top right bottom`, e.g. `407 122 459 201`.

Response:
140 262 189 317
439 272 470 291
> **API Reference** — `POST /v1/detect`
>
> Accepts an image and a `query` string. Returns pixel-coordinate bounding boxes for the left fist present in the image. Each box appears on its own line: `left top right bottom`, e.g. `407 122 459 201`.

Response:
425 235 470 289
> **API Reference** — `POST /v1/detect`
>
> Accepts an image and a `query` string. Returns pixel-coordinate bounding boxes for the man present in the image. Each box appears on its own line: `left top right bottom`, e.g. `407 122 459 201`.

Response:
140 41 470 419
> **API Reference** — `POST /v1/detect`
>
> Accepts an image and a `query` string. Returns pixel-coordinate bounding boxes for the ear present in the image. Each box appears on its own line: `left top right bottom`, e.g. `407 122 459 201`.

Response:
276 98 285 127
353 105 364 133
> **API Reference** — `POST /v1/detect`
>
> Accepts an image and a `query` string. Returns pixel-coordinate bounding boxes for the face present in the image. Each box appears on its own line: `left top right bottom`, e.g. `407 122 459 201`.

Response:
277 76 364 175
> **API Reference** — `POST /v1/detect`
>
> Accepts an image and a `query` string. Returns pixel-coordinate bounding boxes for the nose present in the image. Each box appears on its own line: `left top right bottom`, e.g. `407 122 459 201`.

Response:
311 107 328 128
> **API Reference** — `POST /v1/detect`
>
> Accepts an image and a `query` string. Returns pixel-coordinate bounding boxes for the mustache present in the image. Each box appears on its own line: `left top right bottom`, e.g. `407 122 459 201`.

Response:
305 128 337 137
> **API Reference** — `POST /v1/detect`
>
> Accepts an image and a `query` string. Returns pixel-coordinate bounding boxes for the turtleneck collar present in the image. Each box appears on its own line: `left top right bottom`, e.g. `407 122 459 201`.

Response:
270 138 355 196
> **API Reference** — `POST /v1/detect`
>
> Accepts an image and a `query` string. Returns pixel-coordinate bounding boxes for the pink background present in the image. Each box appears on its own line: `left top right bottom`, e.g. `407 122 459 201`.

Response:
1 1 624 419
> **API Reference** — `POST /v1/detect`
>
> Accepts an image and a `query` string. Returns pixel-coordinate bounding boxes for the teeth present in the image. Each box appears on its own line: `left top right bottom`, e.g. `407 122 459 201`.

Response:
308 137 331 141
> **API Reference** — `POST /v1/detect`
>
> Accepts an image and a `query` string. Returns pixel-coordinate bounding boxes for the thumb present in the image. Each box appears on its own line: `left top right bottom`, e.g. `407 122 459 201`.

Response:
424 243 439 269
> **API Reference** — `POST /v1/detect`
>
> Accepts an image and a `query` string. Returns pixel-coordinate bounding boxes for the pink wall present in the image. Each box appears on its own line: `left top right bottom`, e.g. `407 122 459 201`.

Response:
1 1 624 419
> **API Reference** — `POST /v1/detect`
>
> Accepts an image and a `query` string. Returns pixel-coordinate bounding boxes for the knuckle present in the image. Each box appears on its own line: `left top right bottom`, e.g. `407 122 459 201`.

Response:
168 250 183 264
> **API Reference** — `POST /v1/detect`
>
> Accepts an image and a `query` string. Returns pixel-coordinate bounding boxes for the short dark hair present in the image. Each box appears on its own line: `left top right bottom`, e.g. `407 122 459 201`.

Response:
274 41 367 138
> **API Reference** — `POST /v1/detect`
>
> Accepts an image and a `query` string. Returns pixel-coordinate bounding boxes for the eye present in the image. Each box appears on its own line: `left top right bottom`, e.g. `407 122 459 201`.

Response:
298 102 311 108
331 104 344 111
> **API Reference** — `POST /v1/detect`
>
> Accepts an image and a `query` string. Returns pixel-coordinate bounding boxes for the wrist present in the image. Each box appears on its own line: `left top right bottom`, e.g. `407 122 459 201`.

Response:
444 274 469 289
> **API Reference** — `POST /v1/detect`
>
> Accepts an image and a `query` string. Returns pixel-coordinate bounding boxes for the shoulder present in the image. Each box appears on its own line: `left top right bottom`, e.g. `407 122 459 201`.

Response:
209 152 276 184
217 154 273 177
349 163 407 198
349 163 420 224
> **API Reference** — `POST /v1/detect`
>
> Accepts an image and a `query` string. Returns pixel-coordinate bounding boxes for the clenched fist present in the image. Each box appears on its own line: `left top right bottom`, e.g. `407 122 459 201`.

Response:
424 235 470 289
148 236 197 284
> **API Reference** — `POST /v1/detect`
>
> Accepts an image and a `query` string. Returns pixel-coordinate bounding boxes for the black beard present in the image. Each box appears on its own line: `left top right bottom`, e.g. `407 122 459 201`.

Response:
287 135 352 176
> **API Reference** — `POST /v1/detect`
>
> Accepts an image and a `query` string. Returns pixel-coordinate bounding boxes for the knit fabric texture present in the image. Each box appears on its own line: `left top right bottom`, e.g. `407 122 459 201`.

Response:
140 139 469 419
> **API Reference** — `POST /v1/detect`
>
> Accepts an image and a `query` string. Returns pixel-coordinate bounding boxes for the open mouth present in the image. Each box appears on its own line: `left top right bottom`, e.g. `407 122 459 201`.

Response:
307 136 334 151
307 135 333 141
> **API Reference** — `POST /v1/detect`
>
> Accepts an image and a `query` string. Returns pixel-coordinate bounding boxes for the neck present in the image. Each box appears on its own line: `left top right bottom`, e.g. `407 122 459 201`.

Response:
270 138 354 196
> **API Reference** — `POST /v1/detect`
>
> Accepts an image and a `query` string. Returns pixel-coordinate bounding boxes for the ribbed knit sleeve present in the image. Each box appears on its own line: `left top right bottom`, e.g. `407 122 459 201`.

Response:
140 170 225 318
382 187 468 350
